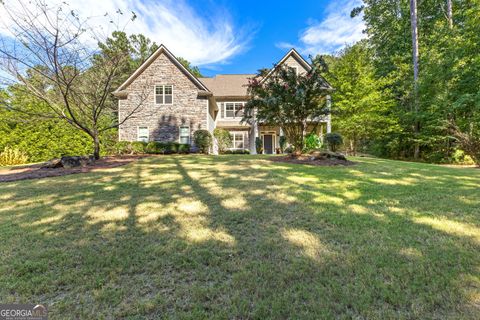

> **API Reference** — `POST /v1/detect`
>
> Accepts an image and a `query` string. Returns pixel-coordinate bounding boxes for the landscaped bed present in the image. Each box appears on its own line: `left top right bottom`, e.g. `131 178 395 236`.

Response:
1 155 478 319
0 155 144 182
270 153 356 166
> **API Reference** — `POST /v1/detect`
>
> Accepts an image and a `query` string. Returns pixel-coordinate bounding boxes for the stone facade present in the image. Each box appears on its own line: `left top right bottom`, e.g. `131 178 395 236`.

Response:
118 52 208 144
116 46 331 154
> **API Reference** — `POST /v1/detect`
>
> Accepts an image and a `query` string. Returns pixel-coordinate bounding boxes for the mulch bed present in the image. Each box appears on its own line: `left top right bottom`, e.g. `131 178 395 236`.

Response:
270 155 356 166
0 155 146 183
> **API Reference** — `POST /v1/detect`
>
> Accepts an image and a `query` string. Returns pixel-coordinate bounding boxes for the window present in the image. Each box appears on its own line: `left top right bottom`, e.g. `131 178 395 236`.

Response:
230 132 244 149
155 85 173 104
137 126 149 142
179 125 190 144
290 66 298 75
224 102 244 119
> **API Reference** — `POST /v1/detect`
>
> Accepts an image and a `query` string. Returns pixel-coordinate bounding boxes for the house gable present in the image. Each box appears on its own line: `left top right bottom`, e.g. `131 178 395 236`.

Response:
260 48 332 89
114 44 209 94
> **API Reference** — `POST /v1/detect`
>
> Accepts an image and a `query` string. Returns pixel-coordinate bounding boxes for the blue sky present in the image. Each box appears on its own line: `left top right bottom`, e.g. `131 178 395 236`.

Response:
0 0 365 77
195 0 365 76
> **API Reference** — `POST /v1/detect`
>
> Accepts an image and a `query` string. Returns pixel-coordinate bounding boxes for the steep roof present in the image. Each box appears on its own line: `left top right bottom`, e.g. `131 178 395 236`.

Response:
114 44 209 93
198 74 255 97
260 48 333 89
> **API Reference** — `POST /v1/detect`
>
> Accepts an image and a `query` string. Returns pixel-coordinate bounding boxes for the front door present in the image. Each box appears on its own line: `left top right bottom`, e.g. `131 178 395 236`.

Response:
263 134 273 154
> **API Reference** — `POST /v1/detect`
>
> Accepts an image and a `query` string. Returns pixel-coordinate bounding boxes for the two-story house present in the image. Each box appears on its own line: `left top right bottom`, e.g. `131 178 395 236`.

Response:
114 45 331 154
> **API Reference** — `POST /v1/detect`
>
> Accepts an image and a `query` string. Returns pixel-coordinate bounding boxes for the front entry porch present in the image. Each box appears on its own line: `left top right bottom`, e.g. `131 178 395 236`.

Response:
250 121 332 155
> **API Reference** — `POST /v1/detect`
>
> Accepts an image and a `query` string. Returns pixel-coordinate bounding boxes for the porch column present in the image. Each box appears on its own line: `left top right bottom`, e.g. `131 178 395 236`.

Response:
251 110 259 154
326 95 332 133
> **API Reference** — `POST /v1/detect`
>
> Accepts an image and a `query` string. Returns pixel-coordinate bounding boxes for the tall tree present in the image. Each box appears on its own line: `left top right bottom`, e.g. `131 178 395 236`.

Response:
447 0 453 28
177 57 203 78
0 0 150 159
326 42 400 155
410 0 420 159
243 64 330 153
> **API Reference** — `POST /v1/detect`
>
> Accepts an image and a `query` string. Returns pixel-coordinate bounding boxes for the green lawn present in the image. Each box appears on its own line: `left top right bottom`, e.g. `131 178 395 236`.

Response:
0 155 479 319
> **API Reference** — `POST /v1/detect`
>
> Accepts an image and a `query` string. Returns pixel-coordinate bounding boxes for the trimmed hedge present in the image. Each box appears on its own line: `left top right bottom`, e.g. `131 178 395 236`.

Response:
112 141 190 155
222 149 250 155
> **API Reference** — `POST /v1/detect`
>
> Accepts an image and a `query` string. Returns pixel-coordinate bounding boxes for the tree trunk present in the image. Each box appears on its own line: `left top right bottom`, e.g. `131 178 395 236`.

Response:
447 0 453 29
410 0 420 159
93 134 101 160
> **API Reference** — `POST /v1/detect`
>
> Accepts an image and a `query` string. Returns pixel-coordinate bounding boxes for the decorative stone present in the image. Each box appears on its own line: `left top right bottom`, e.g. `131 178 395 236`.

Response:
311 150 347 161
41 158 62 169
117 52 208 143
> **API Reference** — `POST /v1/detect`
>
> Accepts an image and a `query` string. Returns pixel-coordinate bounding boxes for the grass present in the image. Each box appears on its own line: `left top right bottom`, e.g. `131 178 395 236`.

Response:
0 155 479 319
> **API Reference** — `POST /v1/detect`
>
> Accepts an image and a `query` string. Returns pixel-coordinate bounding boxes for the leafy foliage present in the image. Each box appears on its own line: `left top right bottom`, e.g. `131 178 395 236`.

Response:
193 130 212 154
304 133 322 152
325 133 343 152
177 57 203 78
213 128 232 153
255 137 263 154
279 136 287 153
325 41 400 155
244 63 331 152
0 146 29 166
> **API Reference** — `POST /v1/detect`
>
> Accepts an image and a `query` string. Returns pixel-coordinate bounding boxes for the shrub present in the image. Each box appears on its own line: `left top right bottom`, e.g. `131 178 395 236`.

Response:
255 137 263 154
0 146 29 166
223 149 250 155
325 132 343 152
304 133 321 152
178 143 190 154
145 142 158 154
193 130 212 154
213 128 232 153
131 141 146 154
279 136 287 153
452 149 475 165
113 141 131 155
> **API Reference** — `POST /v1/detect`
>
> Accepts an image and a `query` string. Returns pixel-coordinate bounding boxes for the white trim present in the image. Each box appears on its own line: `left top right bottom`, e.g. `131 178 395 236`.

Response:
115 44 209 93
137 126 149 142
222 101 245 120
261 132 276 154
229 131 246 150
179 125 190 144
261 48 311 83
154 84 173 105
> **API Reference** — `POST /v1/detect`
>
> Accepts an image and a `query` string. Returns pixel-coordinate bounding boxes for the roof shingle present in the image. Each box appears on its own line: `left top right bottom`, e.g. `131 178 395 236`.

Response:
198 74 255 97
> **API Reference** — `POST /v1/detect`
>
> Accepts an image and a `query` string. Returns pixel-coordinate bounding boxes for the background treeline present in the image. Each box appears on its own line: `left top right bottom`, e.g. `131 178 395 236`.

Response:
324 0 479 165
1 0 479 165
0 31 201 163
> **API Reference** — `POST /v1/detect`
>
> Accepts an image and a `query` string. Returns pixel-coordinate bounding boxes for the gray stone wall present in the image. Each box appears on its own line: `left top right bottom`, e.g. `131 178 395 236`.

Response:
118 53 207 144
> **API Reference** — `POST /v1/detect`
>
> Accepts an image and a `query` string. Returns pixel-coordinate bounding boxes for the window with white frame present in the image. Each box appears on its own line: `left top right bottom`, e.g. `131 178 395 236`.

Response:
155 85 173 104
137 126 149 142
290 66 298 75
230 131 244 149
224 102 244 119
179 125 190 144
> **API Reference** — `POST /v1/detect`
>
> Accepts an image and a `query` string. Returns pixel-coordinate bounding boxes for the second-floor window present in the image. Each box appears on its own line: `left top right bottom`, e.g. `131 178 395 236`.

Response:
155 85 173 104
224 102 244 119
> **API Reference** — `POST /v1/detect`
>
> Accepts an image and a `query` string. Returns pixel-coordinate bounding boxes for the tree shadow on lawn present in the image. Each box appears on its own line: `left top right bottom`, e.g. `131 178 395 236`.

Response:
0 155 478 319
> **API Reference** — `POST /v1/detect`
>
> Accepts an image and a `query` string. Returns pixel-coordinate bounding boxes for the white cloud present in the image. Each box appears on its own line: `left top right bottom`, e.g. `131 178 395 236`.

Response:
279 0 366 55
0 0 251 66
